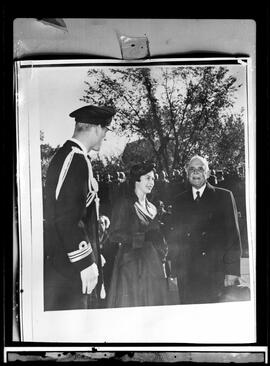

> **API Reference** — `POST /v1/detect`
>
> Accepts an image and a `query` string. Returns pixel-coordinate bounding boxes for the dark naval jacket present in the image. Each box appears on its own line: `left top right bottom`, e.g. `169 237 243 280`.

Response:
44 139 102 310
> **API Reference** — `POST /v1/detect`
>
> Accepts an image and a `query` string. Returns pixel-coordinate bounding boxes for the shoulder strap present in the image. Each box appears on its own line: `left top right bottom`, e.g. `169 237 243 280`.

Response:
55 147 84 200
55 146 100 217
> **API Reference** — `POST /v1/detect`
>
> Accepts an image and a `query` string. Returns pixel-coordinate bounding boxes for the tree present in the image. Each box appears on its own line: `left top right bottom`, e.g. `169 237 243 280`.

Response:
213 111 245 171
92 154 124 178
40 131 59 187
81 66 245 177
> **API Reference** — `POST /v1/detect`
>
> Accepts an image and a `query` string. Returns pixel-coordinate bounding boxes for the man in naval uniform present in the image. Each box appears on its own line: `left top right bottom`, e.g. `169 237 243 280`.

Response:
44 105 116 311
169 155 242 304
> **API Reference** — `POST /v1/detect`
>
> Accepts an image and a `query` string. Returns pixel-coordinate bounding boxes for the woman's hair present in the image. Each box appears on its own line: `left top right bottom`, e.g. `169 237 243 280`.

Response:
128 162 156 201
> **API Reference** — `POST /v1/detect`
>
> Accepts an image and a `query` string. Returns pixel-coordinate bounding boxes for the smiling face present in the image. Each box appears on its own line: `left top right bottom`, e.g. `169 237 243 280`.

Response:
187 157 210 189
135 170 155 195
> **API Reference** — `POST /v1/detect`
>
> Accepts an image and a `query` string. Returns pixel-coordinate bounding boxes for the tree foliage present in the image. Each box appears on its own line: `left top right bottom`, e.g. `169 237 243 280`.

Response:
92 155 124 178
121 138 155 170
81 66 245 176
40 131 59 187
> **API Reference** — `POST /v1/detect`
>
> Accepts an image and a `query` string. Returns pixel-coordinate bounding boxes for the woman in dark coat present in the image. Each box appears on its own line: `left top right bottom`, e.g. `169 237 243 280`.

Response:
107 163 169 308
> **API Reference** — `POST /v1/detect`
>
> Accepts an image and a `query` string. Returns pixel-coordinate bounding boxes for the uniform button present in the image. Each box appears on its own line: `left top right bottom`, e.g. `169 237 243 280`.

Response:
202 251 206 256
79 241 88 250
202 231 206 236
187 232 191 237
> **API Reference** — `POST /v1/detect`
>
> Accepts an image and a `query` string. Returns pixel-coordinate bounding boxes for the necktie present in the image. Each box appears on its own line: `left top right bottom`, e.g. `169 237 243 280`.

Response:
195 191 200 203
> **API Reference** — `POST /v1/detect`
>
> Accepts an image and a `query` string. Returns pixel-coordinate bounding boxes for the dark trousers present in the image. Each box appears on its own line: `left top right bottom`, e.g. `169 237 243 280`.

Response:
44 261 99 311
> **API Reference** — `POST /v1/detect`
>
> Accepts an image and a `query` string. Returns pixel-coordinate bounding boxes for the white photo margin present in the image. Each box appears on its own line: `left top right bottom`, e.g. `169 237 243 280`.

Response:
15 58 256 343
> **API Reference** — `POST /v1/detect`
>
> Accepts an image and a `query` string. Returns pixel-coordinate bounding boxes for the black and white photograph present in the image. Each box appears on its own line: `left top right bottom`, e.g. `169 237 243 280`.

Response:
14 57 256 343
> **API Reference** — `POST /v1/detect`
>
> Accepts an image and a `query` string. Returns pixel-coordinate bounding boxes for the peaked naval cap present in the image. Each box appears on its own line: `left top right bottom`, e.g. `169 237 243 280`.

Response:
69 105 115 127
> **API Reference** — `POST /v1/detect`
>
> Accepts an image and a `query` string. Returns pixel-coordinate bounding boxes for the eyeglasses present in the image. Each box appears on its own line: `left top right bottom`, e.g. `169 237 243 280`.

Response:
187 167 206 174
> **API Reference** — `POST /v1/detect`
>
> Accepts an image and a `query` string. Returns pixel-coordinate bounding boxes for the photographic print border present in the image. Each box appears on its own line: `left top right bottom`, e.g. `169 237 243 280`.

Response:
14 57 255 344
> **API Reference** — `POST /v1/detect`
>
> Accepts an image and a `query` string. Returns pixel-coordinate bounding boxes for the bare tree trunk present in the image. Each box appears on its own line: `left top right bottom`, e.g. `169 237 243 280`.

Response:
142 70 170 174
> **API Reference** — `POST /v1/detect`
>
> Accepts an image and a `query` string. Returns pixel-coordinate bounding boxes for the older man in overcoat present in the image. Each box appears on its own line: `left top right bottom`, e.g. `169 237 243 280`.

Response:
44 105 115 310
170 155 242 304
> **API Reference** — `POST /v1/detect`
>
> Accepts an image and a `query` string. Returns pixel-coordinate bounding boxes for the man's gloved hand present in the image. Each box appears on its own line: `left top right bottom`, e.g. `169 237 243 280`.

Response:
80 263 99 294
224 274 239 287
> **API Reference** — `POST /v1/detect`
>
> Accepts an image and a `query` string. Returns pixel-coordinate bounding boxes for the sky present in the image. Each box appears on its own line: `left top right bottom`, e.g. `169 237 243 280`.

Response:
33 66 130 160
20 62 247 161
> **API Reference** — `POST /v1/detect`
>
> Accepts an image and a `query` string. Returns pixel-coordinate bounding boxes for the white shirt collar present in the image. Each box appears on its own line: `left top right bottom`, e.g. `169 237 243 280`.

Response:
68 138 88 155
192 184 206 200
